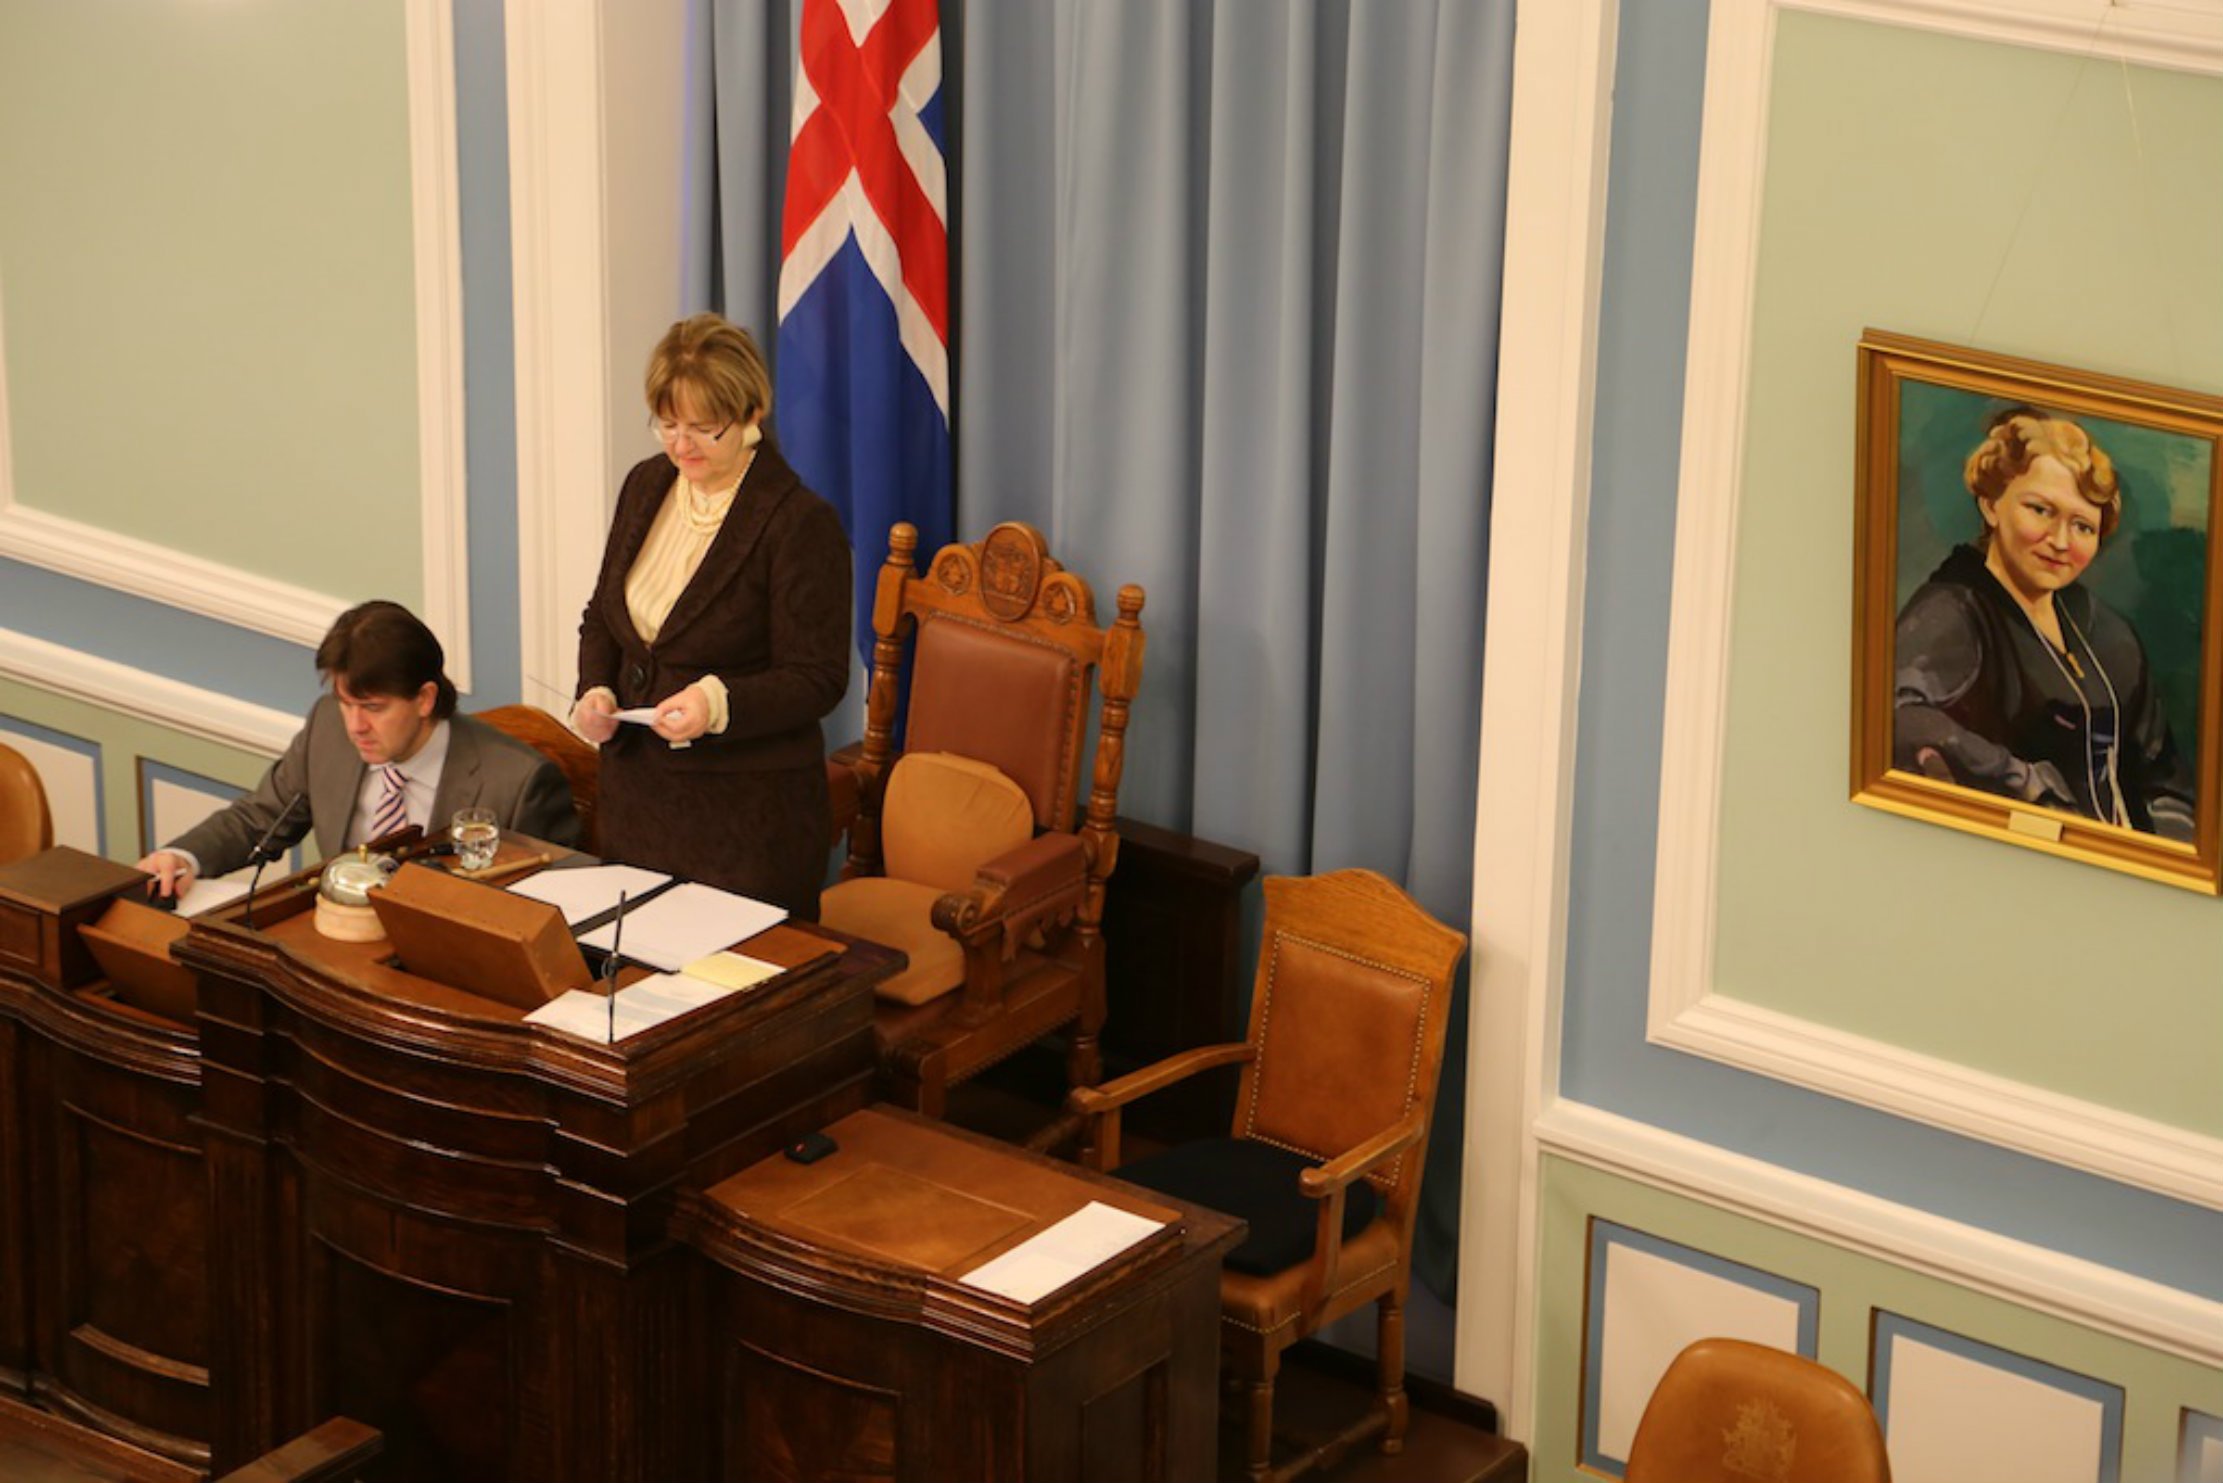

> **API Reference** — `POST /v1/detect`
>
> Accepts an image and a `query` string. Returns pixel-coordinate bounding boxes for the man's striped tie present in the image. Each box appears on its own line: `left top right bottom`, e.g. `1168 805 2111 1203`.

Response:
368 764 409 841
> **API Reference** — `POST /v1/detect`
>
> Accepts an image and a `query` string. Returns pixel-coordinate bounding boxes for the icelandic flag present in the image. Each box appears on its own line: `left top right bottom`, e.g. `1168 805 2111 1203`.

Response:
777 0 953 665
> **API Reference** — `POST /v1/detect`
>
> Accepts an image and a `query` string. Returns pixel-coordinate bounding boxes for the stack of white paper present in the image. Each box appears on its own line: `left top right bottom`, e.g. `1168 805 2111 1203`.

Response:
576 882 786 971
506 863 672 925
957 1201 1167 1304
176 878 251 918
523 971 739 1044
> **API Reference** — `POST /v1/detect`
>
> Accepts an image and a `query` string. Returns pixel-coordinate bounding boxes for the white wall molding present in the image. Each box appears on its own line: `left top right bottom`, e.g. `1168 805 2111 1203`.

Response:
0 628 294 757
1647 0 2223 1219
1539 1098 2223 1368
1656 994 2223 1209
0 5 473 679
1459 0 1620 1438
404 0 474 691
1784 0 2223 73
506 0 614 715
0 504 351 652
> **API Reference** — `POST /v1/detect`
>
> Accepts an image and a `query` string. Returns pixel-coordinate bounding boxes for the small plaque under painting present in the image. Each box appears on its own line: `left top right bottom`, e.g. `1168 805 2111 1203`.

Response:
369 863 592 1011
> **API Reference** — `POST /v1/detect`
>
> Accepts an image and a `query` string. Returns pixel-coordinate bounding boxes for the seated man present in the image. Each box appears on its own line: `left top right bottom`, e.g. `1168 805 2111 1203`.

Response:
138 600 581 897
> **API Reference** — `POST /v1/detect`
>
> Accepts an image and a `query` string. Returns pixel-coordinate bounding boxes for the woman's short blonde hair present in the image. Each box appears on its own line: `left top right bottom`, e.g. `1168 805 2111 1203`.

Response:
644 313 772 426
1963 406 2123 542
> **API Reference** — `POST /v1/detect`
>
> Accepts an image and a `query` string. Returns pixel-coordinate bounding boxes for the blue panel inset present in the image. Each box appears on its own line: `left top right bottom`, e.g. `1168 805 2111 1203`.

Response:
136 757 302 872
0 713 105 855
1580 1218 1821 1478
2178 1407 2223 1483
1872 1311 2123 1483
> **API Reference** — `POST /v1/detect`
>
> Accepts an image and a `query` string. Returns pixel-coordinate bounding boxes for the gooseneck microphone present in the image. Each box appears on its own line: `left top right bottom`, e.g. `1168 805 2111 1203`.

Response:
242 792 308 929
604 889 629 1044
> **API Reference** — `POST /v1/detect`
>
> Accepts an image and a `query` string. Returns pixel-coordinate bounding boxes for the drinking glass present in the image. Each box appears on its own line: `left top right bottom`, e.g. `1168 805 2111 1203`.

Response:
450 806 500 873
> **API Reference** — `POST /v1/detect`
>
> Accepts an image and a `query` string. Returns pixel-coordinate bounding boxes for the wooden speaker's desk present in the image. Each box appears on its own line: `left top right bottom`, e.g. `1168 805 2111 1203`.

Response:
679 1105 1243 1483
0 845 902 1483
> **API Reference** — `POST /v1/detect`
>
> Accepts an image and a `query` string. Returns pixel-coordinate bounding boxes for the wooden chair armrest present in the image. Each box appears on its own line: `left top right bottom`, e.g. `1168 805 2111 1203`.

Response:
1298 1107 1428 1199
1067 1041 1256 1116
215 1417 382 1483
931 832 1086 943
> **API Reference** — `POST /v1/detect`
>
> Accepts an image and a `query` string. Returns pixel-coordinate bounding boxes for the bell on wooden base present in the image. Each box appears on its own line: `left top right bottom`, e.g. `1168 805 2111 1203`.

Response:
315 848 395 941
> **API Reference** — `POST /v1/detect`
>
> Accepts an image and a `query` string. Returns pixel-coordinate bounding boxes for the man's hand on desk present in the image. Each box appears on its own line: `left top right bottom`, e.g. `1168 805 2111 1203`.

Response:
136 849 197 900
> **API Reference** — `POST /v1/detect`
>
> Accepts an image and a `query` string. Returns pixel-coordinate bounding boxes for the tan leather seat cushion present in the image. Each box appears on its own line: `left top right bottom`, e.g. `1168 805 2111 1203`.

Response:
881 752 1034 892
820 877 967 1006
1217 1218 1402 1344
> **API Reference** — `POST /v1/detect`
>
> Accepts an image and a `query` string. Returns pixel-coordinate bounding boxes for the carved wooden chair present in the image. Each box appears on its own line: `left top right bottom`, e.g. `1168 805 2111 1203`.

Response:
472 705 599 853
1068 868 1466 1483
0 740 54 866
821 521 1145 1122
1625 1338 1892 1483
214 1417 383 1483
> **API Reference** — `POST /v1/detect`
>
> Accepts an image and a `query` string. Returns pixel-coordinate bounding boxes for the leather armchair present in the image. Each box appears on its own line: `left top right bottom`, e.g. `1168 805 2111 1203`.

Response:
471 705 598 853
1069 868 1467 1482
0 740 54 866
823 521 1145 1125
1625 1337 1892 1483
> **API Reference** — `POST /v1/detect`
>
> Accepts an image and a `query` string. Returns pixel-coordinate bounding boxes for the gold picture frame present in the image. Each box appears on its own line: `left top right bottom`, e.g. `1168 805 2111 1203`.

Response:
1852 330 2223 892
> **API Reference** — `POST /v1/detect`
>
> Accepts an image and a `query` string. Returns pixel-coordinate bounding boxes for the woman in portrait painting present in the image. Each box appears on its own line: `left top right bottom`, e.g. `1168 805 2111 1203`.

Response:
1894 406 2195 840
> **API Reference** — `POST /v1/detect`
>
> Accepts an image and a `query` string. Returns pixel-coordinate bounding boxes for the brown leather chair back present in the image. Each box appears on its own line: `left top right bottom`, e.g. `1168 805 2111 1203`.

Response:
1235 870 1463 1234
470 706 598 853
1625 1337 1892 1483
906 613 1086 832
0 740 55 866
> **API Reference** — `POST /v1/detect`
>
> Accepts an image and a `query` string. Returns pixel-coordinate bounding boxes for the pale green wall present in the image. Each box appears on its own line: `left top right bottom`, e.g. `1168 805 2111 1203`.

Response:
0 677 274 864
1532 1154 2223 1483
1711 14 2223 1135
0 0 422 602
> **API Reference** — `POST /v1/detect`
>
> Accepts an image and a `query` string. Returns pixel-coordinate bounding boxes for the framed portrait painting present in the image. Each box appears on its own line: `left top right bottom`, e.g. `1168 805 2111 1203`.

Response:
1852 331 2223 892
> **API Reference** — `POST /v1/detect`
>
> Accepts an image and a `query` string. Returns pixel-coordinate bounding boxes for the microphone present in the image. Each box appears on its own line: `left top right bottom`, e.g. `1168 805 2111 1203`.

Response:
604 889 629 1044
242 792 307 930
246 792 308 866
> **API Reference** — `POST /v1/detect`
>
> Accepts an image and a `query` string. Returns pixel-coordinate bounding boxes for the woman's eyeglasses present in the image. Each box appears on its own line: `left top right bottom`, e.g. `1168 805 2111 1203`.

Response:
650 416 733 446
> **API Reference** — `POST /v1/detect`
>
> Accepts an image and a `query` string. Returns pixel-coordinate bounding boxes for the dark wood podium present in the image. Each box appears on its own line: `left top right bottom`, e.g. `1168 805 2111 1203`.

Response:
0 848 210 1467
678 1106 1242 1483
0 845 900 1483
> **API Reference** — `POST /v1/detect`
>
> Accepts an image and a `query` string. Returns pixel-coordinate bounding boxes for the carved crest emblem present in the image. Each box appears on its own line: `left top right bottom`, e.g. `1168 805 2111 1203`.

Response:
978 524 1045 621
932 551 973 596
1721 1399 1797 1481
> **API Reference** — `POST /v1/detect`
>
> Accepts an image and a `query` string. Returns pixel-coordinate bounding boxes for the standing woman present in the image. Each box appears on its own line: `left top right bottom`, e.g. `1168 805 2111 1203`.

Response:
572 314 850 915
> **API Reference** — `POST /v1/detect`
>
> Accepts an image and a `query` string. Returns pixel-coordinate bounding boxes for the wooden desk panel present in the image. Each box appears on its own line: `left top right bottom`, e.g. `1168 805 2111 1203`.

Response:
0 852 207 1467
179 859 897 1483
680 1106 1242 1483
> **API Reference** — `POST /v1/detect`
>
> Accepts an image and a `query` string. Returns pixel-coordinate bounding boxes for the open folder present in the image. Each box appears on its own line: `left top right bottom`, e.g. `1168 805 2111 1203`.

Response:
574 882 787 971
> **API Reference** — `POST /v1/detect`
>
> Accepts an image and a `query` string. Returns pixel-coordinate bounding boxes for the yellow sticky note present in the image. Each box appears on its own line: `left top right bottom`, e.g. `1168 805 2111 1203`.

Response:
680 951 783 991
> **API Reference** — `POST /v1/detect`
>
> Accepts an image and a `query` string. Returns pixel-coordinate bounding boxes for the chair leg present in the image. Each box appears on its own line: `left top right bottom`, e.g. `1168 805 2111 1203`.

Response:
1066 1027 1102 1091
1377 1295 1408 1455
1245 1369 1276 1483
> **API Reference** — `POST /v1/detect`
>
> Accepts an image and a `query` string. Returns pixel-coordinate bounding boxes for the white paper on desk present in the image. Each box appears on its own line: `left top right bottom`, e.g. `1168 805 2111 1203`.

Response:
957 1201 1167 1305
176 877 251 918
506 863 671 925
576 882 787 971
522 972 738 1043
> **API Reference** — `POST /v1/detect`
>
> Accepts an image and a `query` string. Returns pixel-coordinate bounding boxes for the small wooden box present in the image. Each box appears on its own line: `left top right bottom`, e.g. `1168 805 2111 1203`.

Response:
369 862 592 1010
0 847 149 990
80 898 197 1022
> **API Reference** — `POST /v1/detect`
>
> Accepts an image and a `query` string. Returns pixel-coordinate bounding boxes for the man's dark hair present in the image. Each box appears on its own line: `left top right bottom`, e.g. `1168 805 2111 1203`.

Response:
315 601 458 718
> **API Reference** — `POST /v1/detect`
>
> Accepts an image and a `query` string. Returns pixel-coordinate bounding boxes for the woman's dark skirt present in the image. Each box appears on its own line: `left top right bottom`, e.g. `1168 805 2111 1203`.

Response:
596 750 830 920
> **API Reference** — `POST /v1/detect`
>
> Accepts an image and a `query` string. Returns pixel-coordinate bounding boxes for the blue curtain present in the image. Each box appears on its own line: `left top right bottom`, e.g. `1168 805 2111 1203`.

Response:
700 0 1515 1311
